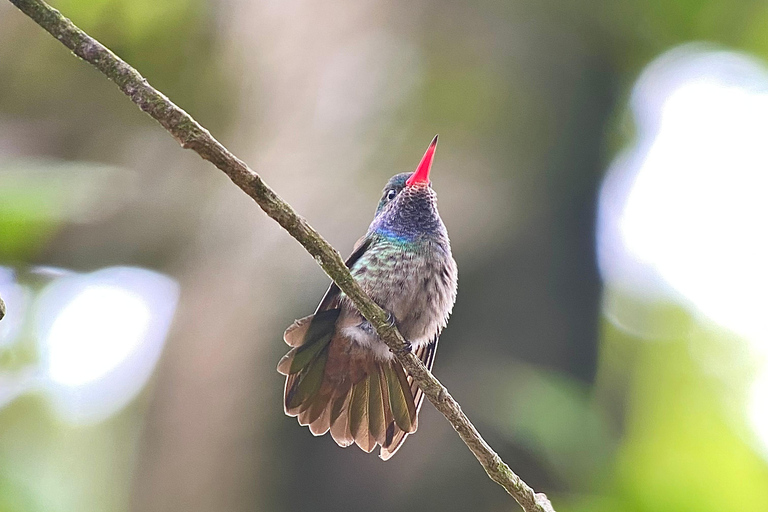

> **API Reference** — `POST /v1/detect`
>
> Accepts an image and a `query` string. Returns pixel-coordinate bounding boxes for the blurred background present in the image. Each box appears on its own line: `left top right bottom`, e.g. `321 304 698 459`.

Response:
2 0 768 511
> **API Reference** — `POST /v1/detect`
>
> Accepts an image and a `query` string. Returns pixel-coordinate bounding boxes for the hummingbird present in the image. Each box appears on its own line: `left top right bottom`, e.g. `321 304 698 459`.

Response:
278 135 458 459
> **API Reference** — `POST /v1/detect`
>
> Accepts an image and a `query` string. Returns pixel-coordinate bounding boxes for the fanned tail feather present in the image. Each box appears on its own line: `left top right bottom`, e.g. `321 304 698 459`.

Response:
279 310 436 459
379 341 437 460
329 384 354 447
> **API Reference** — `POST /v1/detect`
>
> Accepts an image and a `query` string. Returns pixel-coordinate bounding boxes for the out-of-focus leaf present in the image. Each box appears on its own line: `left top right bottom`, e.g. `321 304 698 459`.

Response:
476 359 616 487
55 0 197 44
605 307 768 512
0 396 139 512
0 160 136 262
0 188 63 262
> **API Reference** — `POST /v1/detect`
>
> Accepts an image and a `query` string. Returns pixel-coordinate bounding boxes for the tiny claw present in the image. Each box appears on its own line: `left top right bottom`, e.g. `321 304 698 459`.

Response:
389 340 412 356
383 312 411 354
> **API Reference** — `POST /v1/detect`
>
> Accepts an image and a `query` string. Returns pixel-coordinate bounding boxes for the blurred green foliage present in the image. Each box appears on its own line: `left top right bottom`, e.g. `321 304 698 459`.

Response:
0 396 140 512
0 173 66 262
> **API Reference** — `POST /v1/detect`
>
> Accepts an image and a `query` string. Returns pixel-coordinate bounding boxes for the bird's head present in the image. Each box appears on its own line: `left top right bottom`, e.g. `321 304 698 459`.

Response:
370 135 444 241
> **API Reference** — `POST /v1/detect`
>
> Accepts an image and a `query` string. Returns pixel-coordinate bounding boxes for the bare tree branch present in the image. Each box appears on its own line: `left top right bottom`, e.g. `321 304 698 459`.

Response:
7 1 555 510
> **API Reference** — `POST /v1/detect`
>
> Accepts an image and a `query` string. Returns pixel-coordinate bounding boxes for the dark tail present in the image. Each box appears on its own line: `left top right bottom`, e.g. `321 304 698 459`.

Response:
278 310 418 458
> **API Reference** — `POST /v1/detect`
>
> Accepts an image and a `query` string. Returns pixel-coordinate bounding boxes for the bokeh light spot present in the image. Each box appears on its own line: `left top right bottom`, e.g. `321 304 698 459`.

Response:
36 266 179 424
597 44 768 461
599 46 768 347
45 285 152 387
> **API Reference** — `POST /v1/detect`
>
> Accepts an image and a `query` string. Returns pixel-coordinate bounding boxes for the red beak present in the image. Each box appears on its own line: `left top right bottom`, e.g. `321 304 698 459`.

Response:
406 135 438 187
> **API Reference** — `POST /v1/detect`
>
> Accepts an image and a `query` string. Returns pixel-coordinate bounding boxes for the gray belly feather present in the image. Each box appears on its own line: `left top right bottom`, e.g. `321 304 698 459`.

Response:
339 238 457 360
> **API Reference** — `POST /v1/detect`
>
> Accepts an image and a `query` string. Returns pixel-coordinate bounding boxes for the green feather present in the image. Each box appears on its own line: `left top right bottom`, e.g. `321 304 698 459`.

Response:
287 348 328 410
384 362 414 433
302 309 340 341
330 382 352 425
287 309 338 374
283 309 339 347
368 372 386 444
289 331 332 374
349 377 369 439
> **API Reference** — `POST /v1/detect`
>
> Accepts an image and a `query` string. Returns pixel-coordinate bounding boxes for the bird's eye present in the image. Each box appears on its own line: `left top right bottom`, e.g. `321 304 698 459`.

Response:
386 189 397 201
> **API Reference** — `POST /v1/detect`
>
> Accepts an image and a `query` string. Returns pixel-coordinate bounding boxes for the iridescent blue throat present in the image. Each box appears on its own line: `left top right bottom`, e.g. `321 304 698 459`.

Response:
372 226 418 245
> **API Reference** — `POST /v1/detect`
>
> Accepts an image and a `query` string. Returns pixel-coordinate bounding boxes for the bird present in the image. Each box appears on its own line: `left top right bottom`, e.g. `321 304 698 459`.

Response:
277 135 458 459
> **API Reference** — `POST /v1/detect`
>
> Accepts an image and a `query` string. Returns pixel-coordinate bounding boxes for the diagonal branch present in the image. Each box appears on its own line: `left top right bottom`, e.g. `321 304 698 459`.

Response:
7 1 555 510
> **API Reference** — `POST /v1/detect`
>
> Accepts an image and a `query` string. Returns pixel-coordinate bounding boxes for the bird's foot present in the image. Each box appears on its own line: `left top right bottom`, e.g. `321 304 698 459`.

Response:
390 340 412 355
384 312 412 354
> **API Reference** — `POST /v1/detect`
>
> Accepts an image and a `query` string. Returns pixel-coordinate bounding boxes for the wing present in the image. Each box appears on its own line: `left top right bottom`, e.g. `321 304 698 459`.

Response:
280 235 373 422
315 235 371 313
